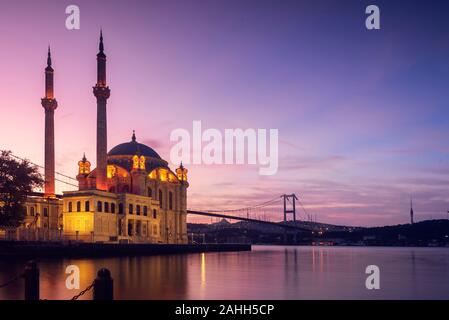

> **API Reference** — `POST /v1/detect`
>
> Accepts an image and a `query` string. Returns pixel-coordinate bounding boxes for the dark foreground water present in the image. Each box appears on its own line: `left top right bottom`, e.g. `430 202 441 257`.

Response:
1 246 448 300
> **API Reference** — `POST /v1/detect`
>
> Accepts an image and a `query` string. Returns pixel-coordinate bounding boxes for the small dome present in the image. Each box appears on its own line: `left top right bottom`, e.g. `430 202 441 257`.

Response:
108 131 162 159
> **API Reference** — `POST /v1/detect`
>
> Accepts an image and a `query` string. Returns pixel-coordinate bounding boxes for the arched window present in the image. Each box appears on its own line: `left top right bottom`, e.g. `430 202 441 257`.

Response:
143 206 148 216
76 201 81 212
159 190 163 209
111 203 116 214
136 205 141 216
85 201 90 212
169 192 173 210
153 209 157 219
129 204 133 214
105 202 110 213
68 202 73 213
97 201 103 212
118 203 124 214
43 207 48 217
30 207 35 216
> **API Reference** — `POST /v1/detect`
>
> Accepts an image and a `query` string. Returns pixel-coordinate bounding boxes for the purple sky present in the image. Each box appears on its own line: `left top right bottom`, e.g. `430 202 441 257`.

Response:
1 0 449 226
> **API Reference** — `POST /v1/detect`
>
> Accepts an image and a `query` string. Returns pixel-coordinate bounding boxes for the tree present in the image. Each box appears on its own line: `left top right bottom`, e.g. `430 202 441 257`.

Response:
0 150 43 226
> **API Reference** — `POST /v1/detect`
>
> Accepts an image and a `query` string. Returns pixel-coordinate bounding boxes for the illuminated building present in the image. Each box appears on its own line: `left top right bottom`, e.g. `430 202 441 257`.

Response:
18 32 189 244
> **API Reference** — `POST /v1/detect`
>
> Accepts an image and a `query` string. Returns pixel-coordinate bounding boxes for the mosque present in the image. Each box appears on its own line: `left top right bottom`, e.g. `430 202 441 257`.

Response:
19 32 189 244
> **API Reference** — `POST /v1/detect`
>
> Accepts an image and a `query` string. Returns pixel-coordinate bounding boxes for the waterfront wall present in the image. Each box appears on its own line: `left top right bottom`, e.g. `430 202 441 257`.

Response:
0 241 251 258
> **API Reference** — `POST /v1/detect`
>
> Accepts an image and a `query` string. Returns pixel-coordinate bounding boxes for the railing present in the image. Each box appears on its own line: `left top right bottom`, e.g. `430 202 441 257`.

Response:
0 261 114 300
0 227 63 242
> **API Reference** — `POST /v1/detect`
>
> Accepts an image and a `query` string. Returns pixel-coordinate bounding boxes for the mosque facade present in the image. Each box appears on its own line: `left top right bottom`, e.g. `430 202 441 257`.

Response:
17 32 188 244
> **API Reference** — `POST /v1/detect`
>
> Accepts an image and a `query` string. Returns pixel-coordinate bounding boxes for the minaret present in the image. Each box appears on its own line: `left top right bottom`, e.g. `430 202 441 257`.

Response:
41 46 58 198
410 197 414 224
176 162 189 243
93 30 110 191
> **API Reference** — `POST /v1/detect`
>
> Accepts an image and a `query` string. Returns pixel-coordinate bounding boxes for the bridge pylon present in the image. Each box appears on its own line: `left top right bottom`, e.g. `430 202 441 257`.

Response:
282 194 298 222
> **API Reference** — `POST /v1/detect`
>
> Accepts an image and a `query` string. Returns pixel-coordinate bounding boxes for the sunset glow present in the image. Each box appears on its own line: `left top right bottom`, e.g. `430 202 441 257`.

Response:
1 0 449 226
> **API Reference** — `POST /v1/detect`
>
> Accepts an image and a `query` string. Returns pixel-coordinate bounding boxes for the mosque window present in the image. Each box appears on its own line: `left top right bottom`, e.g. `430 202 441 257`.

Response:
118 203 124 214
159 190 163 209
85 201 90 212
76 201 81 212
136 205 141 215
169 192 173 210
30 207 35 216
97 201 103 212
143 206 148 216
128 222 133 236
153 209 157 219
68 202 73 213
129 204 133 214
44 208 48 217
111 203 116 214
105 202 110 213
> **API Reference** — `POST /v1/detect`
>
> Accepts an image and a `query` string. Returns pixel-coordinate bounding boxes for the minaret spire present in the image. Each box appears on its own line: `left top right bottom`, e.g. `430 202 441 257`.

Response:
93 30 111 191
41 46 58 197
410 196 414 224
47 46 52 67
99 29 104 53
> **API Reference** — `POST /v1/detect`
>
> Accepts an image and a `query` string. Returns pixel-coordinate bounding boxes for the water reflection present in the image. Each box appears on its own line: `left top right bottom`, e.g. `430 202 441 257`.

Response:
1 246 449 300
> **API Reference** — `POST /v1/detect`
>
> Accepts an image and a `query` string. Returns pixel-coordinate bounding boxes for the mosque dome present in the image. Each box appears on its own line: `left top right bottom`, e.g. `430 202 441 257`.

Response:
108 131 162 159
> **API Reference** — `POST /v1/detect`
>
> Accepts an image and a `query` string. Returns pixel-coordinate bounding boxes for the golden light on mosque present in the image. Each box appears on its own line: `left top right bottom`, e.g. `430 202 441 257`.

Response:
132 155 145 170
107 165 117 178
176 163 188 182
147 168 178 182
107 165 128 178
78 155 91 175
148 169 157 180
168 173 177 182
159 168 168 182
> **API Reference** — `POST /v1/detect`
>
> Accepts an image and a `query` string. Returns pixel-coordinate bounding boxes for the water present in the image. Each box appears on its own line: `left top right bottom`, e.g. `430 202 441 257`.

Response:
1 246 448 300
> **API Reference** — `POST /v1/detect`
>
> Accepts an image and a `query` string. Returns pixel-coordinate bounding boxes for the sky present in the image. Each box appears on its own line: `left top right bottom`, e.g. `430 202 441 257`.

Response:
1 0 449 226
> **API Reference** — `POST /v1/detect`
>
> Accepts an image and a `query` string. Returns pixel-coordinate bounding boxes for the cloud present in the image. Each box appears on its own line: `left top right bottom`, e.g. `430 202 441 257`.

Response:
278 154 349 172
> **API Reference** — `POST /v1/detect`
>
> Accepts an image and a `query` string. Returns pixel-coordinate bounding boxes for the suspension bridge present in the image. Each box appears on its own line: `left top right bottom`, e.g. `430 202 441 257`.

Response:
186 195 316 232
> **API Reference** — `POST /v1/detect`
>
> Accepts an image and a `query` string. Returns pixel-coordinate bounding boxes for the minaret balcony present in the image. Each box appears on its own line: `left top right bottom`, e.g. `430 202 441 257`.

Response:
41 98 58 111
93 85 110 99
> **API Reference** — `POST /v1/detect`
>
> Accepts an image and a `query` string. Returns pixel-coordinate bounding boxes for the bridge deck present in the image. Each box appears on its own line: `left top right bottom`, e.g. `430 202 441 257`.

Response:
187 210 309 231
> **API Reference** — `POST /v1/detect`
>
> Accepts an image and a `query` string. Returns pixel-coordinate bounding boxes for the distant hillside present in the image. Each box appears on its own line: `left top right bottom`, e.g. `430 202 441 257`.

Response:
326 219 449 246
187 219 449 246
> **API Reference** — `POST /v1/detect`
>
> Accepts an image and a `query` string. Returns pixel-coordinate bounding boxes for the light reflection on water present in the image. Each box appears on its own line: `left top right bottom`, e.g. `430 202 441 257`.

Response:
0 246 448 300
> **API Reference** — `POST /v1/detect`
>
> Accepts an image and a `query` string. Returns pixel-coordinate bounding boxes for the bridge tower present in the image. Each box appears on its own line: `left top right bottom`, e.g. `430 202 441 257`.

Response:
282 194 299 244
282 194 298 222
